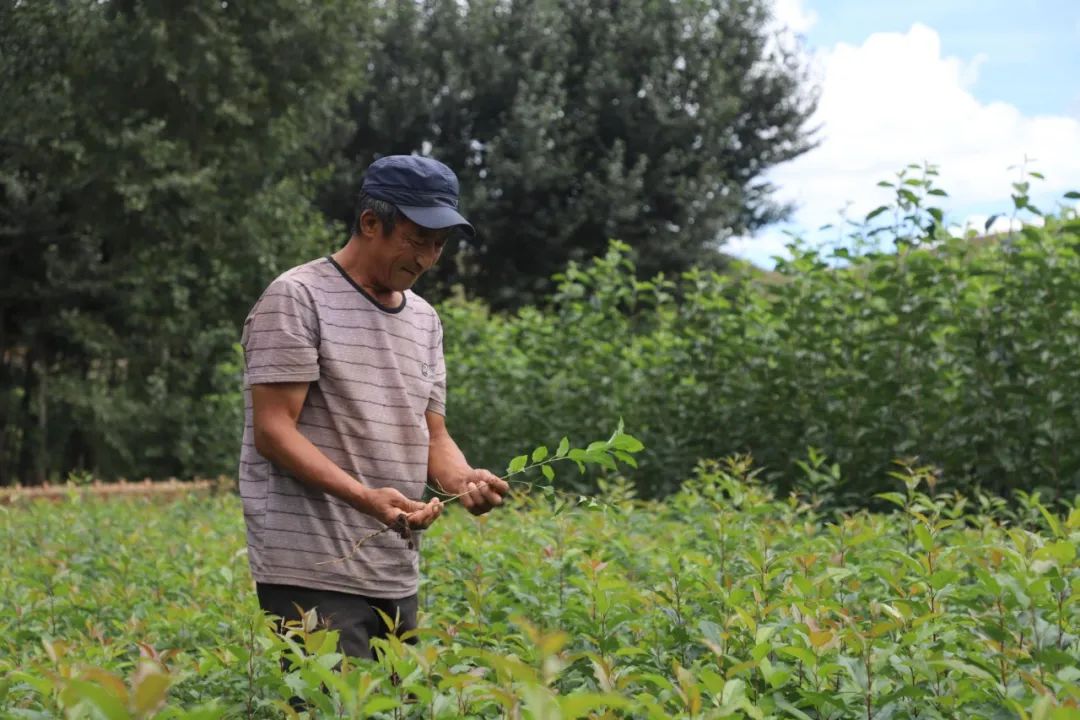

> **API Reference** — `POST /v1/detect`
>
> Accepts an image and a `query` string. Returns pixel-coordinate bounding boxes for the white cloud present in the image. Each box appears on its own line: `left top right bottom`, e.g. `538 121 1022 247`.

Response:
772 0 818 34
767 0 819 61
732 17 1080 265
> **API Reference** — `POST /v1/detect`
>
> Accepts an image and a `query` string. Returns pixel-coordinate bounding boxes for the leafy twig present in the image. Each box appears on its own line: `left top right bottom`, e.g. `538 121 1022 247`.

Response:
317 421 643 566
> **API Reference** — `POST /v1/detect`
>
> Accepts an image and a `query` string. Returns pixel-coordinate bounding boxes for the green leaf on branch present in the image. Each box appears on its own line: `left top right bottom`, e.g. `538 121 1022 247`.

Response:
875 492 907 508
532 446 549 463
587 452 618 471
556 437 570 457
507 455 528 474
866 205 889 221
1034 540 1075 564
914 524 934 553
541 465 555 482
612 433 644 452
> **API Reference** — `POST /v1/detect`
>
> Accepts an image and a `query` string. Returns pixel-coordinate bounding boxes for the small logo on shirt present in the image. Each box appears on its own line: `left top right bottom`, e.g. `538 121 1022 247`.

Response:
420 362 434 379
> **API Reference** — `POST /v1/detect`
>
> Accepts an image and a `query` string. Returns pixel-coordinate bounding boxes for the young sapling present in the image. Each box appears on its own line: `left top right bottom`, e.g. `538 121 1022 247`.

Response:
319 421 643 566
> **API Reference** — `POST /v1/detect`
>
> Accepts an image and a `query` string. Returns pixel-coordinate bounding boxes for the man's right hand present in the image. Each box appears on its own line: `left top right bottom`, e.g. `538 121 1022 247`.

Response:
358 486 443 530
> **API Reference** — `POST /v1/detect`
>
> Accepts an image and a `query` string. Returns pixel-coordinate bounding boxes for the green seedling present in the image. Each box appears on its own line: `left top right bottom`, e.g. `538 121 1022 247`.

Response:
319 421 644 565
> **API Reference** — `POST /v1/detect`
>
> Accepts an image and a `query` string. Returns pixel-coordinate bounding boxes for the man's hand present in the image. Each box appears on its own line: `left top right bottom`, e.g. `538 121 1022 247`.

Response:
253 383 442 535
447 468 509 516
357 486 443 530
425 411 509 516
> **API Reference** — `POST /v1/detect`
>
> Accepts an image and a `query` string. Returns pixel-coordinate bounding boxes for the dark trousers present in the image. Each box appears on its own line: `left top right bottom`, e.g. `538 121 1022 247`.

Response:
256 582 418 661
256 583 419 712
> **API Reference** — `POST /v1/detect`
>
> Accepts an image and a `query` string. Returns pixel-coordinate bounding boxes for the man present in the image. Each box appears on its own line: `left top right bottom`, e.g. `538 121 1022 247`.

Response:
237 155 510 663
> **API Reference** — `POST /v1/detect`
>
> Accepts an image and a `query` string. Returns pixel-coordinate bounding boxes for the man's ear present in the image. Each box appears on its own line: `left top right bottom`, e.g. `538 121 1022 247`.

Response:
358 208 382 239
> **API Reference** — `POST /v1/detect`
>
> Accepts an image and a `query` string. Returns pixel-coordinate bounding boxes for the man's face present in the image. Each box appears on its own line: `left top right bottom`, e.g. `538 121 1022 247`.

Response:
366 212 450 292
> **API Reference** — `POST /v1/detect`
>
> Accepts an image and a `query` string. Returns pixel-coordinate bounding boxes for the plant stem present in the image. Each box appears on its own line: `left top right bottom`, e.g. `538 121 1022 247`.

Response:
323 457 606 564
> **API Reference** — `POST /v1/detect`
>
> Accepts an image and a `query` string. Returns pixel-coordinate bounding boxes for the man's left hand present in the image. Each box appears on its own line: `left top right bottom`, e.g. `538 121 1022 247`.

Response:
450 468 509 515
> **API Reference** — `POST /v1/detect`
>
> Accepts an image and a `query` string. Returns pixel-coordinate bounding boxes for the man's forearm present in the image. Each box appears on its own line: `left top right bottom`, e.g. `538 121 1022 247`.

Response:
255 424 370 509
427 428 472 493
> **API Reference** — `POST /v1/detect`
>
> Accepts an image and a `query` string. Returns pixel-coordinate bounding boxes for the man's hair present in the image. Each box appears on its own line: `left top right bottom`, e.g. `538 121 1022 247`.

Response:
350 190 470 245
353 191 405 236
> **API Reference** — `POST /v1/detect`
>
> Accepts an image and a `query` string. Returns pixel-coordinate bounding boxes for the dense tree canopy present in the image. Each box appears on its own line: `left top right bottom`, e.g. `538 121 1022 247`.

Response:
321 0 819 307
0 0 366 483
0 0 818 484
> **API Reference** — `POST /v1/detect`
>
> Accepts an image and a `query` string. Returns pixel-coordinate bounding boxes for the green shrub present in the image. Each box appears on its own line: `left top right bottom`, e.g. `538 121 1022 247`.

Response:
443 173 1080 501
2 456 1077 717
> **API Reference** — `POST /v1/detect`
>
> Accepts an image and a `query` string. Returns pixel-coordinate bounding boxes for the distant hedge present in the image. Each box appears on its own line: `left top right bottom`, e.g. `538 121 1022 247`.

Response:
443 183 1080 502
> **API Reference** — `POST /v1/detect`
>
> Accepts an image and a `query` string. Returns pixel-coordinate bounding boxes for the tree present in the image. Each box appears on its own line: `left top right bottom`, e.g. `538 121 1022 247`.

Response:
321 0 819 308
0 1 366 484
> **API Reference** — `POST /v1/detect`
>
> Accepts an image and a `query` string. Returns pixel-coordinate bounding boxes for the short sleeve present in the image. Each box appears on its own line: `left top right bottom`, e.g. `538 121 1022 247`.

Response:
241 278 320 385
426 316 447 416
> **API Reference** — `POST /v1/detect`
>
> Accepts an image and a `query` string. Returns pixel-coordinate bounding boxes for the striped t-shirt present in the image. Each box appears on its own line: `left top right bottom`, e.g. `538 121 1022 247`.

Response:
237 256 445 598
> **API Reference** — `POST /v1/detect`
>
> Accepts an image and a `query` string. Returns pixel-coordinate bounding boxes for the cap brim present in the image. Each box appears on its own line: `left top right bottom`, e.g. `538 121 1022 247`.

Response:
397 205 475 237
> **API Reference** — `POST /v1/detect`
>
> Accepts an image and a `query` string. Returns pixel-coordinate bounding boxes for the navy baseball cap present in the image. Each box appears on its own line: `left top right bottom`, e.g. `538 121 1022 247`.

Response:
361 155 475 237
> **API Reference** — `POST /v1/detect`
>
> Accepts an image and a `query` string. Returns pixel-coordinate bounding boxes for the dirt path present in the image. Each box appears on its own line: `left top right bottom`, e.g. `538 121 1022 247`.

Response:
0 478 229 504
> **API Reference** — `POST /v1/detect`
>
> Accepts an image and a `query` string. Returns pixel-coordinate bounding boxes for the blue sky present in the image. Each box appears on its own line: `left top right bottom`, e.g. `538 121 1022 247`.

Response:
807 0 1080 116
726 0 1080 267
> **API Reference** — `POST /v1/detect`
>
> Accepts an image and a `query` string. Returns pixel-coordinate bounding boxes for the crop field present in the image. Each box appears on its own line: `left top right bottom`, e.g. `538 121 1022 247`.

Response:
2 459 1078 719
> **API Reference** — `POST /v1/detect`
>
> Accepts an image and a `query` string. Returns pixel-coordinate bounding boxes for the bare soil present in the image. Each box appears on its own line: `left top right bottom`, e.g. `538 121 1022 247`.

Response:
0 478 230 504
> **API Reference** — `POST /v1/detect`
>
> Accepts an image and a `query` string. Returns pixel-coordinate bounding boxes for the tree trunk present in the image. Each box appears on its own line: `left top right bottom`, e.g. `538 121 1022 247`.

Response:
0 306 7 487
16 347 36 485
36 362 48 484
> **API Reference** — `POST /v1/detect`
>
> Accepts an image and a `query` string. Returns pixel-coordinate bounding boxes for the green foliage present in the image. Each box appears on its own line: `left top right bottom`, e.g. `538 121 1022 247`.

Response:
0 1 366 484
335 426 641 554
442 179 1080 500
321 0 819 308
504 422 641 481
2 458 1078 717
